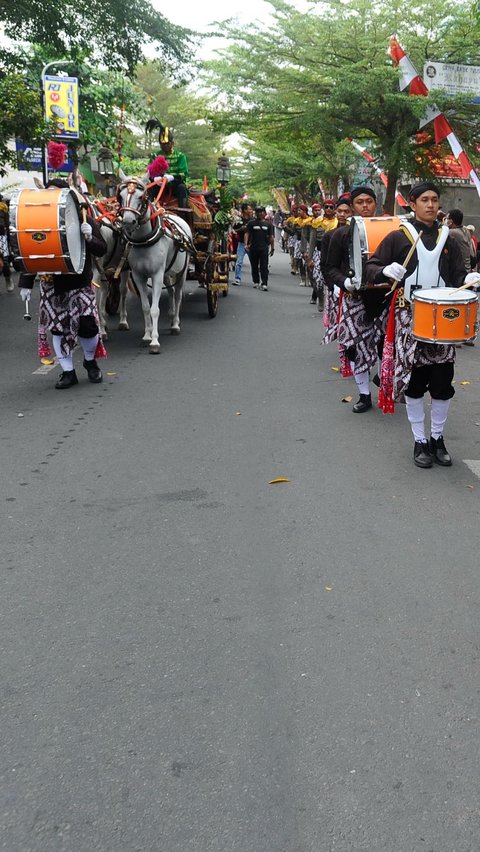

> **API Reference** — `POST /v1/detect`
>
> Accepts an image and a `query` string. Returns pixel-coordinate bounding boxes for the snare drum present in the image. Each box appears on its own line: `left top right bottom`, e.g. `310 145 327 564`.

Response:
412 287 478 344
349 216 405 287
10 188 85 275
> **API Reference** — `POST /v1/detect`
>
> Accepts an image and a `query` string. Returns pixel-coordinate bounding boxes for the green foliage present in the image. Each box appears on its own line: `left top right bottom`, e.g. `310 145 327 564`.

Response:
0 74 45 175
0 0 192 74
204 0 480 209
134 63 228 184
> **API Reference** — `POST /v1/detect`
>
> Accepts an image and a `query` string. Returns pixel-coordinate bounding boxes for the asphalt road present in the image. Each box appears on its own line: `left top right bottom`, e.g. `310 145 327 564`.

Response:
1 254 480 852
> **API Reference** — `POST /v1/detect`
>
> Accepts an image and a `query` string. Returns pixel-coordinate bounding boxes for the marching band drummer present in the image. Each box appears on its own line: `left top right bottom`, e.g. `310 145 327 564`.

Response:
18 179 107 390
325 185 387 413
365 181 479 468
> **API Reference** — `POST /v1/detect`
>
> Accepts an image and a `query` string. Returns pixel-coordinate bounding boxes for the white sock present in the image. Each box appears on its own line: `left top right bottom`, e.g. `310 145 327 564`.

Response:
52 335 74 372
354 369 370 395
79 335 98 361
406 396 426 442
431 398 450 439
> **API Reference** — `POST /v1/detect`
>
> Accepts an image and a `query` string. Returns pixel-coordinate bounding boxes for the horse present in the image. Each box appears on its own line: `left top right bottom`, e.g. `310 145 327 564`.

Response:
117 177 194 353
88 198 130 339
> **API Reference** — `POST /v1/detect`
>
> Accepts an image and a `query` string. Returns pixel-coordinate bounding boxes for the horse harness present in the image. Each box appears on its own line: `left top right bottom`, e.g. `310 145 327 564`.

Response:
117 180 195 275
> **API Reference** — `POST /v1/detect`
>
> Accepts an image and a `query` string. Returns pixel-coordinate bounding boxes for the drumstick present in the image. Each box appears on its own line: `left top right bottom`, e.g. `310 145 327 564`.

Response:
23 300 31 321
449 278 480 294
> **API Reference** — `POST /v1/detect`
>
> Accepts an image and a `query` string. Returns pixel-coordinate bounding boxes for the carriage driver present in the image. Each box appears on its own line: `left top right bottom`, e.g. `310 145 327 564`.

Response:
365 181 480 468
18 178 107 390
155 125 189 209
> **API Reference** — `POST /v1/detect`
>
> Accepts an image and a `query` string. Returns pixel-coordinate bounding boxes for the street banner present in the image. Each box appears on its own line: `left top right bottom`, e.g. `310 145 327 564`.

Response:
423 61 480 104
43 75 79 139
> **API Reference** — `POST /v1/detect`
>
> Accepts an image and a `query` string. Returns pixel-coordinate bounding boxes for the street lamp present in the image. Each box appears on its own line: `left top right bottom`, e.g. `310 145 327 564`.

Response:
97 146 115 196
216 155 231 185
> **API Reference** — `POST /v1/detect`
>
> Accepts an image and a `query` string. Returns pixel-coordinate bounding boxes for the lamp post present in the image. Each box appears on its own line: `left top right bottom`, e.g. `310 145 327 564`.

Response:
41 60 75 185
97 146 114 197
216 155 231 185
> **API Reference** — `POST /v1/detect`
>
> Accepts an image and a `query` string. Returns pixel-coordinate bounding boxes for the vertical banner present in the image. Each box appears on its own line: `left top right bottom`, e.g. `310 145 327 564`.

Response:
43 75 79 139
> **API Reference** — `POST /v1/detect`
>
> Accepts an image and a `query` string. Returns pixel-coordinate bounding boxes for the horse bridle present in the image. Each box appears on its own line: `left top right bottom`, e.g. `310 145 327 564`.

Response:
117 180 150 223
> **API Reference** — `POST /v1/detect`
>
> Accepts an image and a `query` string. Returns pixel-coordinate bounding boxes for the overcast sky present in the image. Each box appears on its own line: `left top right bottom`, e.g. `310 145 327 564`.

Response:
155 0 273 33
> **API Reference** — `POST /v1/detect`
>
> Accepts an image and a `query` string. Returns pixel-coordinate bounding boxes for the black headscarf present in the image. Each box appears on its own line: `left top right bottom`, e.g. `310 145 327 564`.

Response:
408 181 440 201
45 178 69 189
350 185 376 202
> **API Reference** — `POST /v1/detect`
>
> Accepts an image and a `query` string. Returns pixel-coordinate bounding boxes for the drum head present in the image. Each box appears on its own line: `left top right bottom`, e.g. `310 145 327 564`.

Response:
63 191 85 274
414 286 478 304
349 217 365 282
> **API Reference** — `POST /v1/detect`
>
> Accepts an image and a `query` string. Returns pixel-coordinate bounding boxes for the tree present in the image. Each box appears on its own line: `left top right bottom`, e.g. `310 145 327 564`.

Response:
134 63 227 184
0 74 45 174
0 0 191 74
204 0 480 211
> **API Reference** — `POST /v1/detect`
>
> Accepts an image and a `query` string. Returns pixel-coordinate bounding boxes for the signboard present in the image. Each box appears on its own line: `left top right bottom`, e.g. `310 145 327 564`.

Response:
15 140 43 171
43 75 79 138
16 139 75 173
423 61 480 103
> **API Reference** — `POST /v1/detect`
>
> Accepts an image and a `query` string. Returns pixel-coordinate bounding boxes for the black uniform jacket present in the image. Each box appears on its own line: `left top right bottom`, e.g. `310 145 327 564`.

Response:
365 220 466 290
19 216 107 296
325 223 387 320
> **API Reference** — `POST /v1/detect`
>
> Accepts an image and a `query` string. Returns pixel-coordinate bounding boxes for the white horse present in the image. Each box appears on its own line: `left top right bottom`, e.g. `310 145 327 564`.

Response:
117 178 193 353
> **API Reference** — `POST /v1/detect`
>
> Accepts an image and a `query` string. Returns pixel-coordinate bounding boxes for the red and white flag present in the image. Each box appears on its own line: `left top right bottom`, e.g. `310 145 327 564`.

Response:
388 35 480 196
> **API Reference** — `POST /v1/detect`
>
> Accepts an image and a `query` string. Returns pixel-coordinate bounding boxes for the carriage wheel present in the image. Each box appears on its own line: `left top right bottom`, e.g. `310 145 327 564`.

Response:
207 285 218 318
204 256 218 318
105 280 121 316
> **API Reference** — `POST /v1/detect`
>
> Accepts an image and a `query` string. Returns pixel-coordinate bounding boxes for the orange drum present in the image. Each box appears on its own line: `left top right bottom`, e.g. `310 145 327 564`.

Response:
412 287 478 344
10 188 85 275
349 215 406 288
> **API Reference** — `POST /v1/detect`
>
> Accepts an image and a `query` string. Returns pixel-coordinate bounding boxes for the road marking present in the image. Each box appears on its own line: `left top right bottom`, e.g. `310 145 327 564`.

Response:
463 460 480 479
32 364 57 375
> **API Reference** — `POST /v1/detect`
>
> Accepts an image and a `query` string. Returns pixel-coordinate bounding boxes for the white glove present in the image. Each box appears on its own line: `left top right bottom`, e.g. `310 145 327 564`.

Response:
80 222 93 242
383 262 407 281
20 288 31 302
343 276 360 292
164 173 175 183
463 272 480 288
333 285 341 298
154 174 174 184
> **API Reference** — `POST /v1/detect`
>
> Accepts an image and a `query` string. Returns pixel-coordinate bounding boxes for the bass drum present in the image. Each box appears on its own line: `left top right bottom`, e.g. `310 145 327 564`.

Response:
349 216 405 288
10 187 85 275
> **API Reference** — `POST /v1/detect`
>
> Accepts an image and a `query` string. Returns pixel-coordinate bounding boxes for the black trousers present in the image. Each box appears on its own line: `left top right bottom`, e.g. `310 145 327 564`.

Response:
406 362 455 400
249 247 269 285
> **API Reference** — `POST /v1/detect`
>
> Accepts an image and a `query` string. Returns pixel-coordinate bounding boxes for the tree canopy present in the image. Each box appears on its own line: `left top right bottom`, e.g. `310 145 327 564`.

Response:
204 0 480 208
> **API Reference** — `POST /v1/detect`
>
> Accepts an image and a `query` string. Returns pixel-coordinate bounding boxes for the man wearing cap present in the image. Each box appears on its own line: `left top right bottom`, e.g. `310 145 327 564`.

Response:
365 181 479 467
325 186 385 412
306 200 338 304
320 195 353 349
244 206 274 290
294 205 311 285
283 205 298 274
18 179 107 389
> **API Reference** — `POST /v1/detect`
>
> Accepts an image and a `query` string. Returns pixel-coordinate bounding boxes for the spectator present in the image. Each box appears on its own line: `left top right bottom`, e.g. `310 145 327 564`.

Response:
244 205 274 291
446 208 474 272
232 203 253 285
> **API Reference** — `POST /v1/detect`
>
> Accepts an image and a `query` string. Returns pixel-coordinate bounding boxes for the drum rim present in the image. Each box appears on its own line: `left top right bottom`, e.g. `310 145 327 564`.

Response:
414 334 476 344
413 287 478 304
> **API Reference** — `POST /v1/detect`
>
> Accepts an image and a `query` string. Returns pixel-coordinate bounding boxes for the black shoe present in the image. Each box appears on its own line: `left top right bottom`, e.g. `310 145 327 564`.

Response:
55 369 78 389
414 441 433 468
83 358 103 383
429 435 452 466
352 393 372 413
372 373 380 388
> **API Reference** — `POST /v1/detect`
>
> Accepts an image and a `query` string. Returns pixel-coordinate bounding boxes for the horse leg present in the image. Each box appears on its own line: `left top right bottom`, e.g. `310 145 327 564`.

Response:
170 272 184 335
135 278 152 343
118 270 129 330
96 278 108 339
148 274 163 353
